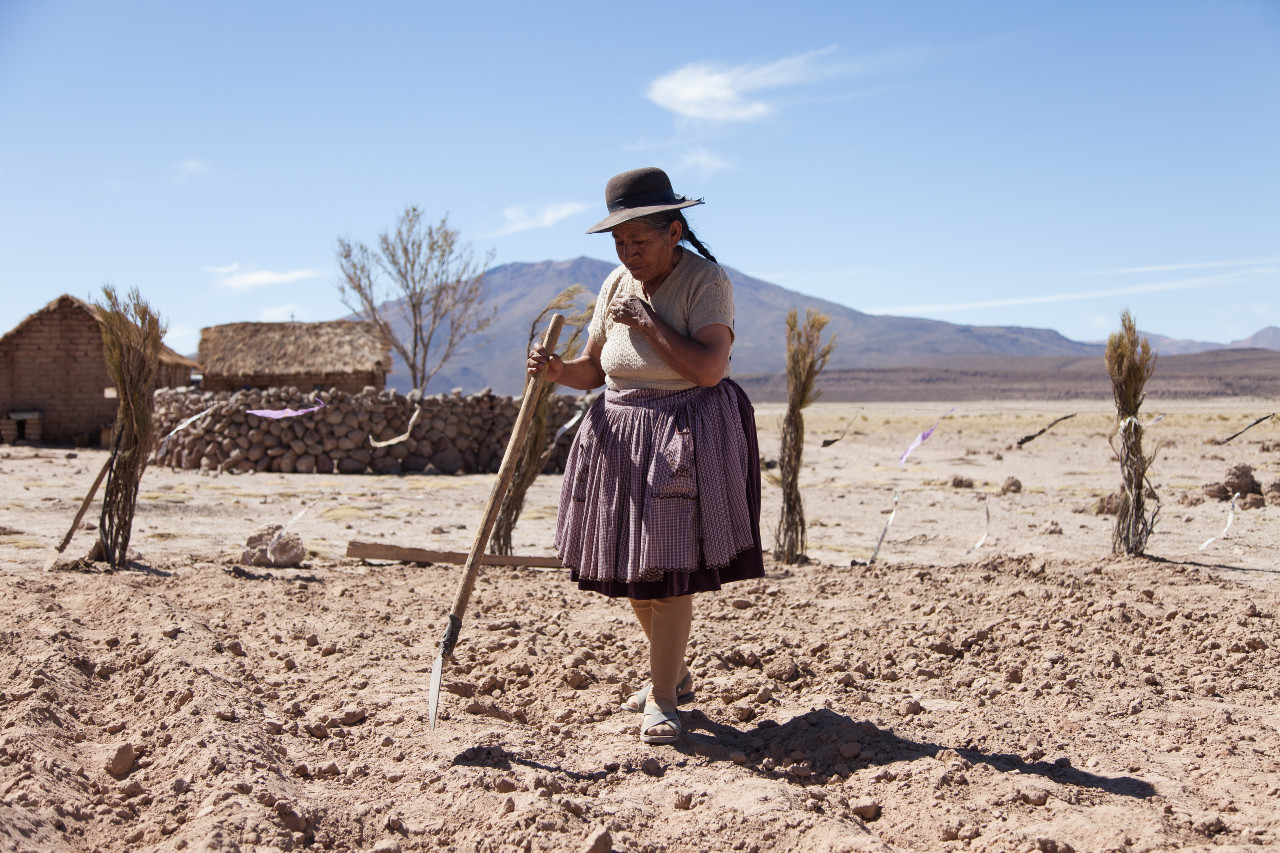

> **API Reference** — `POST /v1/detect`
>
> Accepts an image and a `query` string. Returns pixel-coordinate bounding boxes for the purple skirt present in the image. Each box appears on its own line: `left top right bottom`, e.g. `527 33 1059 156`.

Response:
556 378 765 600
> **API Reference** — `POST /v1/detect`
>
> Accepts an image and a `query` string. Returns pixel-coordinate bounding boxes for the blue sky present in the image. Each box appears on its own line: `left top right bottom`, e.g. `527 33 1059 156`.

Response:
1 1 1277 355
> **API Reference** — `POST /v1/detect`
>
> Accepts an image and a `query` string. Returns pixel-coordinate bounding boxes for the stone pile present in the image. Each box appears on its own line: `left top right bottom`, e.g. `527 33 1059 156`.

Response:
152 386 583 476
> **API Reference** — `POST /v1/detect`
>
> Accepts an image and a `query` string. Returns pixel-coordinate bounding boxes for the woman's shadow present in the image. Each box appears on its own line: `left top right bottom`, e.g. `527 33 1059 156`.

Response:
677 706 1156 800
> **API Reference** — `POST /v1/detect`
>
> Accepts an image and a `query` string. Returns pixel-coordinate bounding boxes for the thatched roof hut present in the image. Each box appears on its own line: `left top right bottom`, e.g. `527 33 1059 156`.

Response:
0 294 198 445
198 320 391 394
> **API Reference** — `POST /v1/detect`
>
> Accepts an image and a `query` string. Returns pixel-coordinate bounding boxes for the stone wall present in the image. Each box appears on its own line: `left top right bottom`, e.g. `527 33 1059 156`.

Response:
152 386 585 476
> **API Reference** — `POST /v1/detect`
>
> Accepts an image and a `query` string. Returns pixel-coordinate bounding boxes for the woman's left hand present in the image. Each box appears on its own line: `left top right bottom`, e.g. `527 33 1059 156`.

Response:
609 294 652 330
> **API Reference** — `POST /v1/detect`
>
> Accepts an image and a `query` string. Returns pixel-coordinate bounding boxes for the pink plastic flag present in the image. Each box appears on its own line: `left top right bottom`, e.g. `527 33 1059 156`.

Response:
247 398 326 419
899 407 956 467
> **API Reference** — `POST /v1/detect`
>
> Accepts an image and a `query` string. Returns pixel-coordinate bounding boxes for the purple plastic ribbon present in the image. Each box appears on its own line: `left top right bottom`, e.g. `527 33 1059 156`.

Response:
899 407 956 467
247 398 326 419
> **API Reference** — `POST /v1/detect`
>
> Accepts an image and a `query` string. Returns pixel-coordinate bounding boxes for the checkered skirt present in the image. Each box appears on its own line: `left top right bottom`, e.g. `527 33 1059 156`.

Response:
555 379 759 588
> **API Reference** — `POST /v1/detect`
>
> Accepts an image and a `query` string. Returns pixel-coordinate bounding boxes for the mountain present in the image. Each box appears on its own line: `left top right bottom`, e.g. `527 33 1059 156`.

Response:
1227 326 1280 350
1110 326 1280 356
371 258 1277 395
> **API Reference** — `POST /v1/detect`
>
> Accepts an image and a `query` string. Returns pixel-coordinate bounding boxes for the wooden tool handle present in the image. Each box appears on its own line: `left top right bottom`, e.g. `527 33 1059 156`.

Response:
440 313 564 653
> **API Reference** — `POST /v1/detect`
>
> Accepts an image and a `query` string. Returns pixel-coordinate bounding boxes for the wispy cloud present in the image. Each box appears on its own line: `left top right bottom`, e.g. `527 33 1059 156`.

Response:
869 268 1276 315
491 202 591 237
1063 258 1280 277
646 46 912 122
171 159 210 182
205 263 324 291
680 148 731 178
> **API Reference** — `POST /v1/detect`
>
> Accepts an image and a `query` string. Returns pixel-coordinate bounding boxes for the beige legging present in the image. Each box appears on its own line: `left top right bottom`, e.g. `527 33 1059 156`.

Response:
629 594 693 709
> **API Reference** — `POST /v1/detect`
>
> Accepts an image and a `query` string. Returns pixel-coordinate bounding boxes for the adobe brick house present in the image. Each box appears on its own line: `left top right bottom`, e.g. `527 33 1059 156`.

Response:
0 295 199 445
198 321 391 394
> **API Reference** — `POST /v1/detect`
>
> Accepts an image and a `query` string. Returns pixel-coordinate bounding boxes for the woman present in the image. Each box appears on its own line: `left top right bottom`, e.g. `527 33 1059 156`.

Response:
528 166 764 745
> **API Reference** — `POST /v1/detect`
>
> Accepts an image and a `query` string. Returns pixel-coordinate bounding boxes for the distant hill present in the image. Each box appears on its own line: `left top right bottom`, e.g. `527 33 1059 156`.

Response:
1111 326 1280 356
736 348 1280 402
368 258 1280 396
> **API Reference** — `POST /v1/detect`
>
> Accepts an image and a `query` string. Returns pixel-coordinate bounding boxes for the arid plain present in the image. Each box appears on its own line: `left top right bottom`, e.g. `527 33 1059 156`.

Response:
1 398 1278 852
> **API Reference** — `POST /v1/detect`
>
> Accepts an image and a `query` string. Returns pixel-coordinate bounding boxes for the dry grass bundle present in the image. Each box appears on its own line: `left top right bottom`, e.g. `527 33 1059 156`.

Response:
489 285 594 556
96 285 165 569
1105 309 1160 555
773 308 835 564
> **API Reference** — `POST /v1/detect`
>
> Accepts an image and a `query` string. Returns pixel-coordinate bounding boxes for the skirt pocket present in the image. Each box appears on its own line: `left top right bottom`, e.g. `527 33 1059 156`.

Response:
649 422 696 500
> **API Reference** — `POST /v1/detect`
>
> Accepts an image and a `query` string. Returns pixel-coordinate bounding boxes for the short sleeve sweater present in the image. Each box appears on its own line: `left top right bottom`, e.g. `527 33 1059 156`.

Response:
587 250 735 391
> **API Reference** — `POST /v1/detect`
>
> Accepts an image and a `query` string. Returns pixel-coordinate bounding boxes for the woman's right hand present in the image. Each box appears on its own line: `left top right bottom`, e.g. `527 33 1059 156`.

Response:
528 343 563 382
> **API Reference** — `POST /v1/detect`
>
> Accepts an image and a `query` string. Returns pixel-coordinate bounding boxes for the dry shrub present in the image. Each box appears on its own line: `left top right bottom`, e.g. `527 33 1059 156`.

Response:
489 286 593 556
1105 310 1159 555
96 285 165 568
950 475 974 489
773 308 835 564
1001 477 1022 494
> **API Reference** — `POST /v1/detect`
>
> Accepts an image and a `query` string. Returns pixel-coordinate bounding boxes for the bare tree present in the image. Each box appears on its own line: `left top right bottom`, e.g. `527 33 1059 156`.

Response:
773 308 835 564
336 207 495 391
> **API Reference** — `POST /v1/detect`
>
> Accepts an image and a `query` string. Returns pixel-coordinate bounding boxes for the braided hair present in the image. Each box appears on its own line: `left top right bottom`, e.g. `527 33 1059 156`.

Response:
631 211 717 264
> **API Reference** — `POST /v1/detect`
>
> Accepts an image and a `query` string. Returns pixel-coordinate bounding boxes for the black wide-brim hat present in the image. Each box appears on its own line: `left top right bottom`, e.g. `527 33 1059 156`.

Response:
585 166 704 234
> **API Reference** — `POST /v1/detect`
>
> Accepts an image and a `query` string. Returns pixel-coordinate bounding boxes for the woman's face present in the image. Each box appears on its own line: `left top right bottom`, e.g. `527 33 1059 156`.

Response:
612 219 681 284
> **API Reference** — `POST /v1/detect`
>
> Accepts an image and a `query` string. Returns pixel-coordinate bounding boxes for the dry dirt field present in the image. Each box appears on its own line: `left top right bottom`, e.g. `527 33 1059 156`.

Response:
1 398 1278 853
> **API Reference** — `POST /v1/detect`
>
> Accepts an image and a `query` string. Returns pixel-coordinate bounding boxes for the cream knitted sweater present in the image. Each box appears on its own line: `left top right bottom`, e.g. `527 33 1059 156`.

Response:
587 251 735 391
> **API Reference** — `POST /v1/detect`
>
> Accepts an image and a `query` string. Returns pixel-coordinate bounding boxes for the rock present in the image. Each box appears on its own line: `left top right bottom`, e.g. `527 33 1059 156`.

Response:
838 742 862 760
1193 815 1227 836
1001 477 1022 494
640 758 663 776
730 598 754 610
899 699 923 716
241 524 305 568
372 841 402 853
1019 786 1050 806
162 626 181 639
1241 493 1265 510
674 790 693 809
950 475 974 488
850 798 881 820
494 776 518 793
581 827 612 853
104 742 134 776
764 656 800 682
1005 666 1023 684
340 706 366 725
1039 521 1063 535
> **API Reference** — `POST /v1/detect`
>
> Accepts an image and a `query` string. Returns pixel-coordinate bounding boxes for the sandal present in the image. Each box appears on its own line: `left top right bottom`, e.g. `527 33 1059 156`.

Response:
621 672 694 713
640 707 681 745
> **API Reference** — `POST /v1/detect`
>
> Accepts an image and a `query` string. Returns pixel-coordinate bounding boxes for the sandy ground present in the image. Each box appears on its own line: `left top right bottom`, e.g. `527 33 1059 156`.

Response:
1 399 1278 853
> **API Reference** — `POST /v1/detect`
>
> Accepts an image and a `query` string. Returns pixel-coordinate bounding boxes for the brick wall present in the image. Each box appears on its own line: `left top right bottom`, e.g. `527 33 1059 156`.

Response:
0 302 118 444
